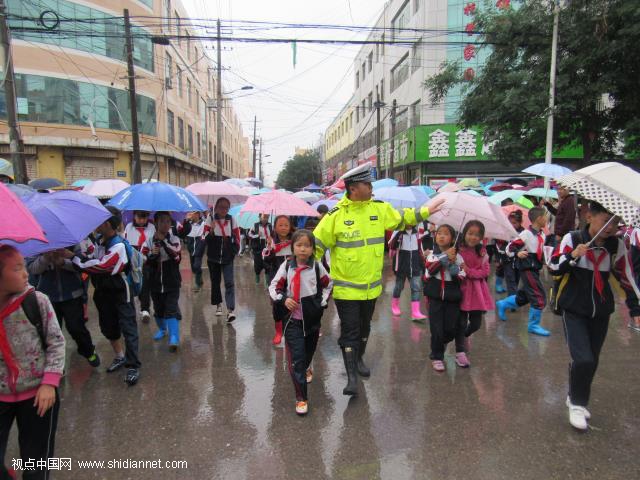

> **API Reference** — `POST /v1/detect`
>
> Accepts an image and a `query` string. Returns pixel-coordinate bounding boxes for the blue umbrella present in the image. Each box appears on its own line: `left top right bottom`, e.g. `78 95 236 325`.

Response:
5 190 111 257
417 185 436 197
108 182 206 213
5 183 36 199
311 199 338 210
72 179 92 187
29 177 63 190
523 163 572 179
372 178 399 190
373 186 429 209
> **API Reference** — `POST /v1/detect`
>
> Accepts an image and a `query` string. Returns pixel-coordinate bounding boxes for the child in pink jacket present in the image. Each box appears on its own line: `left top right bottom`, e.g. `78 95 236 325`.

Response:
457 221 494 361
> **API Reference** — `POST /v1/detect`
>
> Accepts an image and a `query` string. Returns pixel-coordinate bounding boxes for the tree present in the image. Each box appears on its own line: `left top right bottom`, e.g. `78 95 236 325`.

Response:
424 0 640 164
275 149 322 190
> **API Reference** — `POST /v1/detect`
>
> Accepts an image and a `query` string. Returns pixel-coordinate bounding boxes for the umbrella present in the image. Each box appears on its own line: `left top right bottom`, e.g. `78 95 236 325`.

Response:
417 185 436 197
303 182 322 191
108 182 206 213
427 192 518 241
241 186 260 195
29 177 63 190
489 182 514 192
240 190 320 217
372 178 399 190
488 189 534 208
4 183 35 199
4 190 111 257
245 177 263 187
293 191 321 204
557 162 640 226
258 187 272 194
504 177 528 187
330 192 345 200
229 204 274 229
526 187 558 199
523 162 572 179
373 186 430 209
0 158 13 179
311 199 338 210
225 178 251 188
328 178 345 191
437 182 461 193
71 179 92 188
82 179 130 199
500 204 551 235
186 181 248 206
0 183 47 244
460 189 483 197
527 178 558 188
458 178 481 188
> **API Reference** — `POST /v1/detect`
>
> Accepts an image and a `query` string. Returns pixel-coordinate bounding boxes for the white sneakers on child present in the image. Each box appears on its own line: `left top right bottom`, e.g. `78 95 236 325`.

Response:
566 397 590 430
215 304 223 316
295 401 308 415
140 310 150 323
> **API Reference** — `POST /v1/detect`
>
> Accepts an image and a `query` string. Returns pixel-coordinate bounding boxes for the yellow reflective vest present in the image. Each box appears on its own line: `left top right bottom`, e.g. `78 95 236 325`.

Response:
313 196 431 300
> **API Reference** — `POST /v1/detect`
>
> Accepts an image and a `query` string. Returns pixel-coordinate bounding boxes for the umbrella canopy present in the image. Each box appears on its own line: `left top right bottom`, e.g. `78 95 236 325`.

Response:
557 162 640 225
372 178 399 190
328 178 345 192
0 183 47 244
460 189 483 197
501 204 551 235
488 189 530 206
29 177 63 190
241 186 260 195
527 178 558 188
427 192 518 241
523 162 572 179
0 158 14 179
71 179 92 188
108 182 206 213
437 182 462 193
4 183 36 199
245 177 263 187
293 191 321 204
240 190 320 217
489 182 514 192
503 177 528 187
186 181 248 206
311 199 338 210
4 190 111 257
225 178 251 188
258 187 272 193
82 179 130 199
229 204 274 229
458 178 482 188
526 187 558 199
303 182 322 191
417 185 436 197
373 186 430 209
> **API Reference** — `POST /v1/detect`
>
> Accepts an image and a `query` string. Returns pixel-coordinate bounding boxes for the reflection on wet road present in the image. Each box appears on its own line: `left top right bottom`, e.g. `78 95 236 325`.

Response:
8 257 640 479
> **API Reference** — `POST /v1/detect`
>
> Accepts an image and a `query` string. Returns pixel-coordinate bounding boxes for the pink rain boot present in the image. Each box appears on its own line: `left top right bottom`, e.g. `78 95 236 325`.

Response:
411 301 427 321
391 297 402 316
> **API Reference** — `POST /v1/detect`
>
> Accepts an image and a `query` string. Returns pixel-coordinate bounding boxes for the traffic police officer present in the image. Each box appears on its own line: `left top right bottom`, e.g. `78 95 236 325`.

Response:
313 163 444 395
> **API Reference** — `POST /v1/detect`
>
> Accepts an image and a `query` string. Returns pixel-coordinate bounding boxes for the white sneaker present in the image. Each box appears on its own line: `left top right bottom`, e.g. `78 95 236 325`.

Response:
568 404 588 430
226 311 236 323
295 400 308 415
215 304 223 316
566 397 591 419
140 311 150 323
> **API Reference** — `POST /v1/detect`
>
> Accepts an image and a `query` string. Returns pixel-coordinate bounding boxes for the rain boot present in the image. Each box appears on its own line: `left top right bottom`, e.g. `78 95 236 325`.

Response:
272 320 283 345
411 301 427 321
391 297 402 316
527 307 550 336
153 317 167 340
167 318 180 351
341 346 358 396
495 276 506 293
357 338 370 377
496 295 518 321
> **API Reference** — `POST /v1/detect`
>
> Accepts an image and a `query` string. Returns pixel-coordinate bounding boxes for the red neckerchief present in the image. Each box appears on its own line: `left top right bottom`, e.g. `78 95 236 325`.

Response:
0 291 30 393
273 239 292 254
440 265 446 299
262 224 271 242
291 264 309 302
586 249 607 299
215 218 228 238
135 226 147 247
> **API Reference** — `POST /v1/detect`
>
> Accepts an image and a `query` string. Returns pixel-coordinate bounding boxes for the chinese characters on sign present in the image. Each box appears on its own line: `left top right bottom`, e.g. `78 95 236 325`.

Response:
428 129 450 158
455 129 477 157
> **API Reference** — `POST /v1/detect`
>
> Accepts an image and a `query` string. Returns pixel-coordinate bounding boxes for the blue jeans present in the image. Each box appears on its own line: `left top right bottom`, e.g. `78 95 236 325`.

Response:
392 274 422 302
208 262 235 311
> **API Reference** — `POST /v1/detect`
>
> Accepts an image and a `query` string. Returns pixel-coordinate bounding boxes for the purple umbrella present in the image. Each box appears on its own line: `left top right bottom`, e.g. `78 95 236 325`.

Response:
5 190 112 257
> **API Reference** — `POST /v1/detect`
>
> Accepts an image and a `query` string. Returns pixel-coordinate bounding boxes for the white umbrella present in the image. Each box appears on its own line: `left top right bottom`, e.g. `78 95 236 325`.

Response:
557 162 640 226
427 192 518 241
225 178 251 188
523 162 572 179
82 179 130 199
186 181 248 206
293 191 321 204
373 186 430 209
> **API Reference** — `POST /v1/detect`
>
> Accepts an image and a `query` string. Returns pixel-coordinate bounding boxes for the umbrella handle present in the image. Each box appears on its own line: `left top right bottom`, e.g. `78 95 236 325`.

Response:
569 215 617 266
455 213 468 246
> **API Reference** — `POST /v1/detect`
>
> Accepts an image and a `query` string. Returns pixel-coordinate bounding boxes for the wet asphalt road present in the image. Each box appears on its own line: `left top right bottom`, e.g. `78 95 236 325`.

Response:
7 254 640 479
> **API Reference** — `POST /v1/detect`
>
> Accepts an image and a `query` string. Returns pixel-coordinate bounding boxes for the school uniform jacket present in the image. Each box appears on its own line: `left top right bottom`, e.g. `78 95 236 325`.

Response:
263 237 292 273
204 213 241 264
388 226 425 277
548 227 640 318
145 232 182 293
181 220 206 257
507 227 546 271
424 251 466 301
124 222 156 256
248 222 273 252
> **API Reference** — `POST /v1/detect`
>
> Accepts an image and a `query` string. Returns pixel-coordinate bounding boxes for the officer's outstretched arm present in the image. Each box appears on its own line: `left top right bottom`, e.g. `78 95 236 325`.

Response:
313 214 336 260
383 203 432 231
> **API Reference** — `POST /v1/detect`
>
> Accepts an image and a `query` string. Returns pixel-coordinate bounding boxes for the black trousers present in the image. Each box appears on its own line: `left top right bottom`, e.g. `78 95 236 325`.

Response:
503 262 520 296
462 310 483 339
252 250 266 276
138 263 151 312
208 262 235 311
516 269 546 310
562 311 610 407
93 289 141 369
52 297 95 358
189 254 203 276
284 320 320 401
334 299 377 349
0 391 60 480
150 289 181 320
428 298 465 360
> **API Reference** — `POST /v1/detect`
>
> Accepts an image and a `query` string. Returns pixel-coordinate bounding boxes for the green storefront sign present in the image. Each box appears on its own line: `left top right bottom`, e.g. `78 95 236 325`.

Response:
380 124 583 166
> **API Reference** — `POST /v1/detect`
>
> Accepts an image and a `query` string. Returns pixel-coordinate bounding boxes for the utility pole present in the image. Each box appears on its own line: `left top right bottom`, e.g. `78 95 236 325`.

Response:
258 137 263 184
216 19 224 181
389 99 397 180
124 9 142 184
252 115 257 177
374 95 384 181
543 0 560 191
0 0 27 184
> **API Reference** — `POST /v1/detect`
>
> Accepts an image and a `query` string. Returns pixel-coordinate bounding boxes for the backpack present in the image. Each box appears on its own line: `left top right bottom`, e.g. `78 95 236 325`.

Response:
21 291 47 350
113 237 145 296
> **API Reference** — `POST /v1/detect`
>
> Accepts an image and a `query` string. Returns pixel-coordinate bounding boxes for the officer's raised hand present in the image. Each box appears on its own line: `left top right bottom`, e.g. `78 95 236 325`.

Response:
425 197 446 215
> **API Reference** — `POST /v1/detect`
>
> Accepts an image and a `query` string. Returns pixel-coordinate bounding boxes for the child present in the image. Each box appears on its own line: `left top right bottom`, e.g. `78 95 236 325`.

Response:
549 202 640 430
496 207 551 336
630 226 640 332
495 210 525 296
248 214 273 285
146 212 183 351
73 206 141 386
124 210 155 323
458 220 494 355
263 215 294 345
182 211 206 292
388 225 426 320
424 225 467 371
204 197 240 323
0 245 65 478
27 246 100 367
269 230 332 415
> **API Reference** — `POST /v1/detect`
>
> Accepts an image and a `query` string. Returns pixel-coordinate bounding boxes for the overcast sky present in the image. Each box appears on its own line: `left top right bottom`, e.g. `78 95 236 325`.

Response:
183 0 388 186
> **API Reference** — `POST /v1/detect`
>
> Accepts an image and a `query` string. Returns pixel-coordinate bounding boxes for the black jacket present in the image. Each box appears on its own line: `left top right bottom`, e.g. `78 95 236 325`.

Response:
146 233 182 293
205 214 240 264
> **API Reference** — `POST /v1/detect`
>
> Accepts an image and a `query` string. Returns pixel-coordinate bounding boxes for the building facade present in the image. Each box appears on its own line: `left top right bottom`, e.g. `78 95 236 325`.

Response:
1 0 250 185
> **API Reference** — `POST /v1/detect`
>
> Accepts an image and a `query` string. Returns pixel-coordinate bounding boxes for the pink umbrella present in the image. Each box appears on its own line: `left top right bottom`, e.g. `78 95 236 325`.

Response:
437 182 461 193
501 204 550 235
240 190 320 217
0 183 47 243
186 181 248 206
426 192 518 241
82 179 130 199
